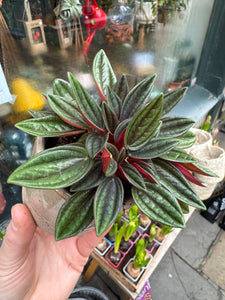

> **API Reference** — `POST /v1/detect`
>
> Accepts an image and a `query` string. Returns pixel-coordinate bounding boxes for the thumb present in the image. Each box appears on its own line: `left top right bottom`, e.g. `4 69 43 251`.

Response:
0 204 36 265
76 226 111 258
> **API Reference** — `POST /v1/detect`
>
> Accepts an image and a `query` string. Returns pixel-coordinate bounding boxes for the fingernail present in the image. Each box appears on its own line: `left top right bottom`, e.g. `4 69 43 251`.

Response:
11 207 20 231
12 218 19 232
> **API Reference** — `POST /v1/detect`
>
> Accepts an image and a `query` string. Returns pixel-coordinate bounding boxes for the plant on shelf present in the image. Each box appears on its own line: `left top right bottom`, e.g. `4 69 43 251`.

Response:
155 224 173 243
139 212 151 228
125 238 150 279
145 223 158 252
106 212 123 243
8 49 216 242
124 206 141 241
107 221 127 266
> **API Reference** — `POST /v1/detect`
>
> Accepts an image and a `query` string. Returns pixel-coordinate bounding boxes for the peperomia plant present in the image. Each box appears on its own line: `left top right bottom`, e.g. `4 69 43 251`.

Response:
8 49 216 241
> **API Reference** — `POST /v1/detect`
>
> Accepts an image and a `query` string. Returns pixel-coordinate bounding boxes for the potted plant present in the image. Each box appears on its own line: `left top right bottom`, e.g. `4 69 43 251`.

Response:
95 237 111 256
105 212 123 245
139 212 151 231
8 49 215 242
123 238 151 282
143 223 158 253
105 221 126 267
157 0 189 25
155 224 173 244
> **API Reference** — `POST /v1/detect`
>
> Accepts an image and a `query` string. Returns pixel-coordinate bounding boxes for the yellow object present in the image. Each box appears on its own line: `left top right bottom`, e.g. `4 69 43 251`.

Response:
12 78 45 114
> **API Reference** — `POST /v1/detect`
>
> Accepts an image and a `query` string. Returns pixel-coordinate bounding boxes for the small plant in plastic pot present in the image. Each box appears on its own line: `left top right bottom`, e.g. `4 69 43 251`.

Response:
155 224 173 244
105 222 126 267
124 238 151 282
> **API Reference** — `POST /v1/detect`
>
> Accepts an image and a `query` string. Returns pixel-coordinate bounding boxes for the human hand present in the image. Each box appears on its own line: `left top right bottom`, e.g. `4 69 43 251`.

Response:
0 203 104 300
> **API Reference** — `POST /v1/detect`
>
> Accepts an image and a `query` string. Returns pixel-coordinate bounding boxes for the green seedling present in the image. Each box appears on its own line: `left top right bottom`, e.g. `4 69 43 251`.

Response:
133 238 150 269
124 216 141 241
108 212 123 237
149 224 158 243
129 204 139 220
0 229 6 240
114 221 127 253
161 225 173 236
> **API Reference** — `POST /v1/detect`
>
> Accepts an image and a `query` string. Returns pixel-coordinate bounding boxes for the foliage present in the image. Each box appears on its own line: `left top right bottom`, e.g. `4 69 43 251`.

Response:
133 238 150 269
128 204 139 220
8 49 215 241
108 212 123 237
149 224 158 242
0 229 6 240
124 216 141 241
114 221 127 253
160 224 173 236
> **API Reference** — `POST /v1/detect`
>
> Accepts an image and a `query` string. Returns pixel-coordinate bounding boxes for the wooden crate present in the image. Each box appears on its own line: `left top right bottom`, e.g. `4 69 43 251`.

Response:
84 207 195 299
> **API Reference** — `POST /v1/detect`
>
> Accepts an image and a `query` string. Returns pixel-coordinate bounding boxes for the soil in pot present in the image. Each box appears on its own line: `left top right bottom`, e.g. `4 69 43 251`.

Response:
139 214 150 228
155 227 165 243
126 261 141 279
96 238 109 253
129 230 141 243
119 238 132 253
108 250 123 266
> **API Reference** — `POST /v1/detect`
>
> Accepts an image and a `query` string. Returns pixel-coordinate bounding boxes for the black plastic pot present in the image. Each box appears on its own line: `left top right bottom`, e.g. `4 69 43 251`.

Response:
69 286 109 300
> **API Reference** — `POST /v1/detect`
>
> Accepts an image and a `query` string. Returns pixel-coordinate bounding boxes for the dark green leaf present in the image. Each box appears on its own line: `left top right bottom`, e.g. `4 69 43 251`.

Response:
15 115 83 137
102 102 118 134
53 78 74 99
55 190 95 240
121 74 157 121
8 145 94 189
92 49 117 98
159 117 195 138
70 160 105 191
175 130 197 149
161 148 197 163
113 74 129 103
114 119 130 142
47 94 88 129
120 162 146 190
105 143 119 160
106 85 122 118
28 110 55 118
105 159 118 177
85 132 108 158
132 182 185 228
68 73 105 132
117 147 126 164
94 177 124 236
153 158 205 209
178 201 190 214
125 94 163 150
128 137 179 159
162 87 187 116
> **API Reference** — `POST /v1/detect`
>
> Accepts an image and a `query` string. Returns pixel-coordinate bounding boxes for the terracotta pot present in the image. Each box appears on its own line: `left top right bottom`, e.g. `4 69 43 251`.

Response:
22 137 71 235
22 137 137 236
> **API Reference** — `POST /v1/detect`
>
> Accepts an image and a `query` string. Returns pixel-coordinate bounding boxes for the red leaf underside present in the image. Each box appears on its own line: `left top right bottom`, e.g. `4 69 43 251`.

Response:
130 162 157 183
101 147 112 173
171 161 205 187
